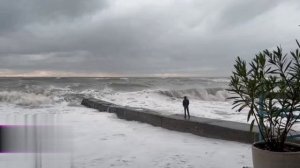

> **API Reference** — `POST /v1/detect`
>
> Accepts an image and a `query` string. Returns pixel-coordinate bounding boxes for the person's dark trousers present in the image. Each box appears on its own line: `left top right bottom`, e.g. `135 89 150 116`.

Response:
184 106 190 118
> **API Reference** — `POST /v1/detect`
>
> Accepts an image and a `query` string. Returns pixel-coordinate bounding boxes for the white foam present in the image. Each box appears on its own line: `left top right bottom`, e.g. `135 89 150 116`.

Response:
0 91 54 106
0 104 252 168
97 88 300 130
207 78 230 83
97 89 248 123
160 88 230 101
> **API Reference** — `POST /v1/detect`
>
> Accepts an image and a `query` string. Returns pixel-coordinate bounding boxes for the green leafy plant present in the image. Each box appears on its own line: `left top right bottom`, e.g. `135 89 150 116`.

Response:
228 41 300 152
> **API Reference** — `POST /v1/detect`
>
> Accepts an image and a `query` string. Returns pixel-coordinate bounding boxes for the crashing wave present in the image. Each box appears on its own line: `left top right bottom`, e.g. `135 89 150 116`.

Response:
0 91 54 106
108 83 150 91
157 88 229 101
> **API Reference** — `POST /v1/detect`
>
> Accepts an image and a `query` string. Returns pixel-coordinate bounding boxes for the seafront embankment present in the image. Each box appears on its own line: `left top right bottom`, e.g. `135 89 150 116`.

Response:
81 98 261 144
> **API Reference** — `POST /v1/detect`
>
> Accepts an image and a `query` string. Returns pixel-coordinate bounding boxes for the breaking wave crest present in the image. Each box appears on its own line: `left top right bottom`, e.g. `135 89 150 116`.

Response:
0 91 54 106
157 88 229 101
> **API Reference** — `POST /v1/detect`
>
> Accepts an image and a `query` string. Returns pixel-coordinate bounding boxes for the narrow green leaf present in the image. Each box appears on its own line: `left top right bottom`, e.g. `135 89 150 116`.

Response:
250 119 255 133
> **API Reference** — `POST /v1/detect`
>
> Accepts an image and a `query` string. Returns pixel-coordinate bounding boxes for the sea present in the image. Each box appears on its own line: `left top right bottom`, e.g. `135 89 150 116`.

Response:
0 77 292 168
0 77 249 124
0 77 251 168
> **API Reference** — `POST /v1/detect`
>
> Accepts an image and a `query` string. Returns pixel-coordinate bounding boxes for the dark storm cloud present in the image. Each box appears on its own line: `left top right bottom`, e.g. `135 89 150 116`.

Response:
0 0 299 76
0 0 106 33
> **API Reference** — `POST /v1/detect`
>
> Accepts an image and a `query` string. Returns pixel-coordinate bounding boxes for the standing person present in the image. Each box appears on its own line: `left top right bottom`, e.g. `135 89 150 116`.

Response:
183 96 190 119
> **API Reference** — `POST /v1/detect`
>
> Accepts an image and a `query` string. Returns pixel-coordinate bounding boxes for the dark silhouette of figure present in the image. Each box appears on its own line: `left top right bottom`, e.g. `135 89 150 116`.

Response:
183 96 190 119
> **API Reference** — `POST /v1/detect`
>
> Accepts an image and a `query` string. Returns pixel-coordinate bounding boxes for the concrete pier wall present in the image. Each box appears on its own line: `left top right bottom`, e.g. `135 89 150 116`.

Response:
81 98 261 144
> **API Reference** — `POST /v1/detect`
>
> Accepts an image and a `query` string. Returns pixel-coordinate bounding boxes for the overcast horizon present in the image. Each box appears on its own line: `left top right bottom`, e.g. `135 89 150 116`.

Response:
0 0 300 77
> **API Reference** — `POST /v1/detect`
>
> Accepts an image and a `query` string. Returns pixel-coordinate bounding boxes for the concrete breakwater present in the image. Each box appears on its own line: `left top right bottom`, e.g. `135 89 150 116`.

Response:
81 98 260 144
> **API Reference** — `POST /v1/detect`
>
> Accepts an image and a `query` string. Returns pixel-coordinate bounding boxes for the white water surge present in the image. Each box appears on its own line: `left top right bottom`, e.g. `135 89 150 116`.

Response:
0 77 263 167
0 103 252 168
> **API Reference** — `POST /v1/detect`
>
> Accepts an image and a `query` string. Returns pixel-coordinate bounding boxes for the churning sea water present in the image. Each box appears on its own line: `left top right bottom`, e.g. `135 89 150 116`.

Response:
0 77 248 122
0 77 250 168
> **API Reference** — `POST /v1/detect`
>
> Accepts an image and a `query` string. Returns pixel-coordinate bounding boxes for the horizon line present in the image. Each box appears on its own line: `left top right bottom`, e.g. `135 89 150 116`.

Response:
0 75 229 78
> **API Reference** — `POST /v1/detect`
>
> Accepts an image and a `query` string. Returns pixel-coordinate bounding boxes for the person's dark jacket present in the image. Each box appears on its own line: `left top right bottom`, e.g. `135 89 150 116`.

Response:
183 99 189 107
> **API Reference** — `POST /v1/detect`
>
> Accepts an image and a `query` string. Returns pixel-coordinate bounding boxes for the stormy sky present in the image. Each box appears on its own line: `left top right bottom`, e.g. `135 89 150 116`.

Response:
0 0 300 77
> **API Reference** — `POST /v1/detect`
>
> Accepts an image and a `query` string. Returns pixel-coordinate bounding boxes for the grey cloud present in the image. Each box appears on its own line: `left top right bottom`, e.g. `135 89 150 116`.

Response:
0 0 107 33
0 0 300 76
218 0 281 27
